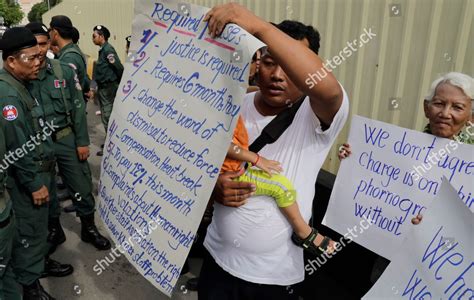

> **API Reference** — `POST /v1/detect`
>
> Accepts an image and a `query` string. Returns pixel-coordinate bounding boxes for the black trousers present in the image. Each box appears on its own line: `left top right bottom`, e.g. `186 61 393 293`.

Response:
198 250 301 300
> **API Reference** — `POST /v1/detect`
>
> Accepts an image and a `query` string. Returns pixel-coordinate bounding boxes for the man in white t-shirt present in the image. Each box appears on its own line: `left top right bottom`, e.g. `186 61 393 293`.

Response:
199 4 349 299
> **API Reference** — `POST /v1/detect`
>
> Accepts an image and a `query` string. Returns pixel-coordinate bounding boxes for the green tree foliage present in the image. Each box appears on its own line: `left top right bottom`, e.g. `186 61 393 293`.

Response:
49 0 62 6
28 2 48 23
0 0 24 26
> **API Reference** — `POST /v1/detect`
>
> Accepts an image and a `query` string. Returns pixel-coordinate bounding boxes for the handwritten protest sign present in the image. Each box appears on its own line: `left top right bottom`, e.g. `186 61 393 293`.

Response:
363 178 473 299
324 115 473 259
97 0 264 296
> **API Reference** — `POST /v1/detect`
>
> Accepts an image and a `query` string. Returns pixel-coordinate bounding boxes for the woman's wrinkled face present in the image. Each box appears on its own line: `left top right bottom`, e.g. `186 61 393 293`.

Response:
424 83 472 139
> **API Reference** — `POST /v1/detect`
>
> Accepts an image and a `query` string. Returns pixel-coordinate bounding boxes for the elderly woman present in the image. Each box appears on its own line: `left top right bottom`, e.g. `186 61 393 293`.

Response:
337 72 473 285
339 72 473 159
421 72 473 144
337 72 473 224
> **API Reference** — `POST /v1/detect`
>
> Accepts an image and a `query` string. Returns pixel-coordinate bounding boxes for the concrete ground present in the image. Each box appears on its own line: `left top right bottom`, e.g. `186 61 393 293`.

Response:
42 100 199 300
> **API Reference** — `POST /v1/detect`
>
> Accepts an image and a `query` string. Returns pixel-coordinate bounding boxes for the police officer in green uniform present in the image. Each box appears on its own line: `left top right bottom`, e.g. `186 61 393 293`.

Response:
26 22 111 252
0 124 21 300
92 25 124 156
49 16 90 98
0 27 55 300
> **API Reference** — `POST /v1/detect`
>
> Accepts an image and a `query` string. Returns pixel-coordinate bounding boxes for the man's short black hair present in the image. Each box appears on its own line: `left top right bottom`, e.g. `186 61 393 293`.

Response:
50 15 75 40
55 27 74 40
72 27 80 44
277 20 320 54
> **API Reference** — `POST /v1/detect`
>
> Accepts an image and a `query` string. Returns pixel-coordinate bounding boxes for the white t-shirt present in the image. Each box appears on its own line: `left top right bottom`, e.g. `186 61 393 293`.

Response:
204 88 350 285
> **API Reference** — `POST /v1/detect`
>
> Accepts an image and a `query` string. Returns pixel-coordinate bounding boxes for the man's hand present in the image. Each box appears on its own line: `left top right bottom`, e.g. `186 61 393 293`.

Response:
32 185 49 206
77 146 90 161
204 3 264 38
211 171 256 207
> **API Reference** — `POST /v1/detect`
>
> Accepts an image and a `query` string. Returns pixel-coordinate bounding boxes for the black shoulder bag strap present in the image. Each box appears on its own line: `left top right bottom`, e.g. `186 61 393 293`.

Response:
249 95 306 153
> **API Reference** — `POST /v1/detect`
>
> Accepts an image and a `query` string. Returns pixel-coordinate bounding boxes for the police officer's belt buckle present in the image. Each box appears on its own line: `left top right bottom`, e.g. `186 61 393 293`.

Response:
53 126 73 142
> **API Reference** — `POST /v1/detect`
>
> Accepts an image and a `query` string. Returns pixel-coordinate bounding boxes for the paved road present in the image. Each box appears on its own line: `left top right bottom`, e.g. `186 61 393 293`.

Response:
42 100 199 300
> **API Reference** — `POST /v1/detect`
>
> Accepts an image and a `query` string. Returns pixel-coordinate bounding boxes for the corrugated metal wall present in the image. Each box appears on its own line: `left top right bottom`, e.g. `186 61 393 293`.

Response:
43 0 473 174
42 0 133 61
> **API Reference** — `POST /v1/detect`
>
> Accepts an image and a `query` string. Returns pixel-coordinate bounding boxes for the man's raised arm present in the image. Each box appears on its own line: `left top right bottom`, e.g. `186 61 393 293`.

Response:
205 3 343 126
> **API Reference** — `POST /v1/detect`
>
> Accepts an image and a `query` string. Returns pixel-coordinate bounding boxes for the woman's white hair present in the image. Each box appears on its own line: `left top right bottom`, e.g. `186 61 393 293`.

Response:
425 72 474 103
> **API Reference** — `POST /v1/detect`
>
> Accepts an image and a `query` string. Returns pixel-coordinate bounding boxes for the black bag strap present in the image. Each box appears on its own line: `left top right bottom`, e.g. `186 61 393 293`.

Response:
249 95 306 153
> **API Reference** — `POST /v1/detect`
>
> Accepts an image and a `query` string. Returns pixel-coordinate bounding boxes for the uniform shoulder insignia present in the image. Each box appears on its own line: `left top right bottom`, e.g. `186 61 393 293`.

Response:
74 73 82 91
3 105 18 121
107 53 116 64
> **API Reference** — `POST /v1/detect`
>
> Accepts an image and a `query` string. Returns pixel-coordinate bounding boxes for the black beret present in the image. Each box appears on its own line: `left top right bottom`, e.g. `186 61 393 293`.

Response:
0 27 37 54
93 25 110 39
25 22 49 37
125 35 131 43
50 15 73 30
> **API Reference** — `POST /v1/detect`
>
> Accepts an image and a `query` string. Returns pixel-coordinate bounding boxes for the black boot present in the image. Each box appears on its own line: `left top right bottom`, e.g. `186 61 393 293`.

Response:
80 214 111 250
22 279 56 300
41 257 74 278
47 218 66 250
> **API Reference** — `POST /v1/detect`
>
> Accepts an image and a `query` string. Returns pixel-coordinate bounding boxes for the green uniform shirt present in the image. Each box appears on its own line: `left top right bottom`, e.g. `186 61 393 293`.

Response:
58 42 90 93
0 124 11 222
0 69 55 194
94 41 124 85
30 58 90 147
423 124 474 145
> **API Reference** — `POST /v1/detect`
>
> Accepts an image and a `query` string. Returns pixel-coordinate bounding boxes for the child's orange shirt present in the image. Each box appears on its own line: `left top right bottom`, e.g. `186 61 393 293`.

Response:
221 116 249 173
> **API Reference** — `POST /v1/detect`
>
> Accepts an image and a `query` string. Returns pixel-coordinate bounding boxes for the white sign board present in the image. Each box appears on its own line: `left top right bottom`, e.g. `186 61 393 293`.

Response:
324 115 473 259
97 0 264 296
363 178 473 299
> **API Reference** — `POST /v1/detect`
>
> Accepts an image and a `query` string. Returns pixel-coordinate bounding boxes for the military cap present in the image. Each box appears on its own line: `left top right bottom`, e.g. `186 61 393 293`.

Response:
93 25 110 39
25 22 49 37
50 15 74 30
0 27 37 56
125 35 131 43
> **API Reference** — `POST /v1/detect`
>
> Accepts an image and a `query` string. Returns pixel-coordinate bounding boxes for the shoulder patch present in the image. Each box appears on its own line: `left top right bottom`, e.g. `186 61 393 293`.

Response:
107 53 116 64
74 73 82 91
3 105 18 121
54 79 67 88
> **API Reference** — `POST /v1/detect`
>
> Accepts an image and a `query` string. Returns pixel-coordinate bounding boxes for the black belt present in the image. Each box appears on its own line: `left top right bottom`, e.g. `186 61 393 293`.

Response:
0 209 12 229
